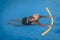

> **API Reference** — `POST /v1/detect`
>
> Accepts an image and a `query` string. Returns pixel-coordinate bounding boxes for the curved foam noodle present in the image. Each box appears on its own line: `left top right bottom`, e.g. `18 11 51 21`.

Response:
41 7 54 36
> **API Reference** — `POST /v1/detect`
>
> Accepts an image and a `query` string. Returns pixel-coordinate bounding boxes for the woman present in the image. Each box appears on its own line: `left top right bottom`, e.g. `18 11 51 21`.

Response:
8 14 52 26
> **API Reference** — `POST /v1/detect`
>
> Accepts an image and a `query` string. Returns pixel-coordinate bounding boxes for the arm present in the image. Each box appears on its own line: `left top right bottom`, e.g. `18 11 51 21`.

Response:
40 16 51 18
33 22 47 26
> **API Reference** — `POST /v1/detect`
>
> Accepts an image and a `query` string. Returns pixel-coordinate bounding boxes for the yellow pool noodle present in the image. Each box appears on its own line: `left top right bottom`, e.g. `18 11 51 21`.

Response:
41 7 54 36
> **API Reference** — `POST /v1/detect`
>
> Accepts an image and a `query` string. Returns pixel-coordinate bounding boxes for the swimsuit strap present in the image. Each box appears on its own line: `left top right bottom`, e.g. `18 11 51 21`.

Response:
26 17 31 24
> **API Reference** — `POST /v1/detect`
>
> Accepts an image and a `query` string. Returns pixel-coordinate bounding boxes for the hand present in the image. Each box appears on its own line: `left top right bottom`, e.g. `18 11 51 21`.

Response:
49 16 52 18
49 24 52 27
47 24 52 27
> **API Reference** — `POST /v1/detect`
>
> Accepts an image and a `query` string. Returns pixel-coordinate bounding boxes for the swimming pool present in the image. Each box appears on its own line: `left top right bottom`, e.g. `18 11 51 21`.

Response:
0 0 60 40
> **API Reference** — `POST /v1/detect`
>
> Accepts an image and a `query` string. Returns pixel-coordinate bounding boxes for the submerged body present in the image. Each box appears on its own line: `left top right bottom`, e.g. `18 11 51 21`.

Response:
8 14 52 26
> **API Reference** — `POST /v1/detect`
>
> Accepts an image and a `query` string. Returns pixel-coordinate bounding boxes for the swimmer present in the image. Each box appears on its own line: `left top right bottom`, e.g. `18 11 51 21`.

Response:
8 14 52 26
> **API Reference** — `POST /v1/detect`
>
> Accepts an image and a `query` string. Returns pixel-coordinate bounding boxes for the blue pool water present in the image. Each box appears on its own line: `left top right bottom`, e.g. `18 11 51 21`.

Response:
0 0 60 40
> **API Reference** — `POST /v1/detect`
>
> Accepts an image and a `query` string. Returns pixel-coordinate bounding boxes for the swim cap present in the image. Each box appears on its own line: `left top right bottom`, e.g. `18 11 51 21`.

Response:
33 14 40 20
